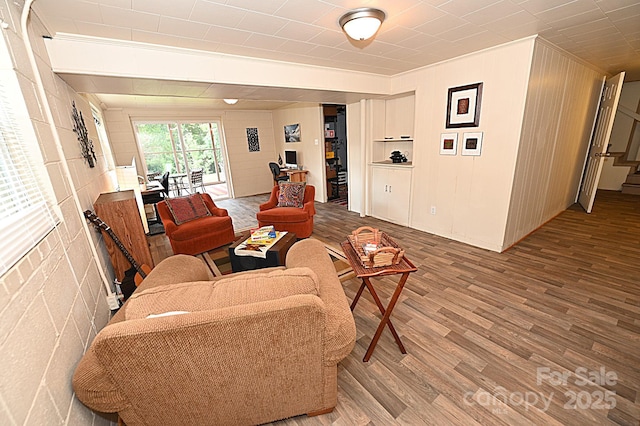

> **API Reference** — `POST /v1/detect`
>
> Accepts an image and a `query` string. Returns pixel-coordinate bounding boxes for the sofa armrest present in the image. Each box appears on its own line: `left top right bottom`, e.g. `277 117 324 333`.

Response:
72 346 128 413
108 255 213 325
210 206 228 216
259 186 279 211
157 200 178 235
138 254 212 291
202 194 229 217
76 296 327 424
286 239 355 363
303 200 316 217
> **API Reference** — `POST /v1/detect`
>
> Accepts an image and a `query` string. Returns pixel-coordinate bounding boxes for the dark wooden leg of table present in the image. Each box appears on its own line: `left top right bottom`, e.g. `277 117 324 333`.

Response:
362 277 405 354
362 273 410 362
350 280 367 311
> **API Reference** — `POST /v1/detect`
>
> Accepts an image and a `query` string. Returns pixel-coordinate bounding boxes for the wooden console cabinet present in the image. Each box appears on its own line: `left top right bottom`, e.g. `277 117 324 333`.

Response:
94 190 154 281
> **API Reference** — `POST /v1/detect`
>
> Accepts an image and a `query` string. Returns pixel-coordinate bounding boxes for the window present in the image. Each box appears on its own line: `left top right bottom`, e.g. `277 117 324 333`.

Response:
0 34 59 277
134 121 227 186
91 104 115 170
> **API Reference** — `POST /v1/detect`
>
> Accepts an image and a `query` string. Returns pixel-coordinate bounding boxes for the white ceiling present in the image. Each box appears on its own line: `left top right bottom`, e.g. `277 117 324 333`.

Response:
32 0 640 109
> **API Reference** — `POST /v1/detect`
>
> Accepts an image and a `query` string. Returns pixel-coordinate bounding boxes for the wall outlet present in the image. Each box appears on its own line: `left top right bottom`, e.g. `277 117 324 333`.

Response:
430 206 436 215
106 294 120 310
314 139 319 145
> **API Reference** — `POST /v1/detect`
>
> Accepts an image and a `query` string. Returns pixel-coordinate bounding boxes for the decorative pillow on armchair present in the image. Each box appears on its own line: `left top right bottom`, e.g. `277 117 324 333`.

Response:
277 182 306 208
165 193 212 225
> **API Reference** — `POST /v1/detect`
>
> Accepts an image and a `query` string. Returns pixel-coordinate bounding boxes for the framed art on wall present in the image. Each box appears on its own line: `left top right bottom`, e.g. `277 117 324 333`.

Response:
462 132 483 156
440 133 458 155
446 82 483 128
247 127 260 152
284 123 301 142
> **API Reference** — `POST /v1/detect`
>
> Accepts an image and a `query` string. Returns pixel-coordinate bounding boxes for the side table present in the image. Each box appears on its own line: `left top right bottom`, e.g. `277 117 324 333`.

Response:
340 240 417 362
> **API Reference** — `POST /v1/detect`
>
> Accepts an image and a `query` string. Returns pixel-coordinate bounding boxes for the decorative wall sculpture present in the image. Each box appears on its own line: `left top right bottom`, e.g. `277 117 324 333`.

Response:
72 101 96 167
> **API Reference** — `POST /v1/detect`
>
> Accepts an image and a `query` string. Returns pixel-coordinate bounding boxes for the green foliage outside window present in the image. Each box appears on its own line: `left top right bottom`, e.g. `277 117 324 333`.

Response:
136 122 226 183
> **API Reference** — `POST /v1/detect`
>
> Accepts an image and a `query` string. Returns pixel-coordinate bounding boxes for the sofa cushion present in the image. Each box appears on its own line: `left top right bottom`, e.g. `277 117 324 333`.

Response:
277 182 306 207
125 267 319 320
169 215 233 241
165 194 211 225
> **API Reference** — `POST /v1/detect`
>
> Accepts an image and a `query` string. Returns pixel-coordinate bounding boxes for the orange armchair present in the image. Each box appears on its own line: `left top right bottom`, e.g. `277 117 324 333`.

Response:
157 193 235 255
257 185 315 238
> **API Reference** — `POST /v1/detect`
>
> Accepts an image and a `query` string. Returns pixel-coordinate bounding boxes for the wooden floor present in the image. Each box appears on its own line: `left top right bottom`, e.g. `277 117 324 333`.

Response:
149 190 640 425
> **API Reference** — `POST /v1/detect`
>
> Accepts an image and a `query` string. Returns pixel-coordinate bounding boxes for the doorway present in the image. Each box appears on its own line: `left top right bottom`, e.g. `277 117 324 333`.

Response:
134 120 229 199
323 104 348 205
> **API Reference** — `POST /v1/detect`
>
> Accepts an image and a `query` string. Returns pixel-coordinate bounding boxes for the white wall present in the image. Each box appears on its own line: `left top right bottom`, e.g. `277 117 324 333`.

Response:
599 158 631 190
347 101 364 214
598 81 640 191
503 40 602 249
271 103 324 200
102 108 142 170
223 110 277 197
0 3 115 424
388 38 535 252
609 81 640 153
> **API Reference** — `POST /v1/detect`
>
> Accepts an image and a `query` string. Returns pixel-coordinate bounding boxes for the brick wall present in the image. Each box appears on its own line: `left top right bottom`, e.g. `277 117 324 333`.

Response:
0 2 116 424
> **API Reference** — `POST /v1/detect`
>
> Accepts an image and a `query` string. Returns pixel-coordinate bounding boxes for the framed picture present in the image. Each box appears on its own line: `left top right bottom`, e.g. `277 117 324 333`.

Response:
284 123 301 142
462 132 483 156
440 133 458 155
446 82 483 128
246 127 260 152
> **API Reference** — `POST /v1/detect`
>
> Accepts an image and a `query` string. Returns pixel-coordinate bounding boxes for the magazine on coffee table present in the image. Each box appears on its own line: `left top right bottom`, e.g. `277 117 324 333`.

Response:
234 231 287 259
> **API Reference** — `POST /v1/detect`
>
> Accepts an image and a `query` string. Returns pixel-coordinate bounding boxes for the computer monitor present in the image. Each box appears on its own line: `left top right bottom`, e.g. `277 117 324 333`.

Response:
284 150 297 168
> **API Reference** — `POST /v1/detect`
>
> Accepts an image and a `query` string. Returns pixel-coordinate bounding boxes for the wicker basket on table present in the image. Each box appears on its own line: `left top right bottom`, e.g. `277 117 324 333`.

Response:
348 226 404 268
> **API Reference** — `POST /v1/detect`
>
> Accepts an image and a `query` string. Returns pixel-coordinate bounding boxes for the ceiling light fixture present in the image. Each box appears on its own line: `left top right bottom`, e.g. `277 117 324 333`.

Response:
223 99 238 105
339 7 385 41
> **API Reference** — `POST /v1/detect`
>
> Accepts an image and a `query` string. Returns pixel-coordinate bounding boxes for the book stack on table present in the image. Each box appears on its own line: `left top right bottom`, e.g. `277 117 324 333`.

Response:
250 226 277 243
234 226 286 259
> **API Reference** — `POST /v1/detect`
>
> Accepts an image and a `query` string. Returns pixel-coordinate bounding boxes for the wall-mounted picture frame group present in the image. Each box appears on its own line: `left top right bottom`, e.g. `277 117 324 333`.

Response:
439 133 458 155
284 123 301 142
462 132 483 156
446 82 483 128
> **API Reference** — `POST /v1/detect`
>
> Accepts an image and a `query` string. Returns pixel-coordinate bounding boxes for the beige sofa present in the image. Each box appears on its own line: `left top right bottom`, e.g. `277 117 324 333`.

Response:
73 239 356 425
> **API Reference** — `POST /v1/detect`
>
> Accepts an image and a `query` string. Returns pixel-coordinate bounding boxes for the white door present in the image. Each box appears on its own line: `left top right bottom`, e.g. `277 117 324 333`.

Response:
371 167 388 219
386 168 411 226
579 72 625 213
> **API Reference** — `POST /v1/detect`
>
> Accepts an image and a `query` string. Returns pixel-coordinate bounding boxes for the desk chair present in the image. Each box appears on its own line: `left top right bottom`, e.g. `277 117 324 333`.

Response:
190 169 205 193
160 172 170 197
269 162 289 186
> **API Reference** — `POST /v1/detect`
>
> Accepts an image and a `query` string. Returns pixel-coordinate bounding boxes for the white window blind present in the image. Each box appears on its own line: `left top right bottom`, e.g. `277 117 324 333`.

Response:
0 36 59 277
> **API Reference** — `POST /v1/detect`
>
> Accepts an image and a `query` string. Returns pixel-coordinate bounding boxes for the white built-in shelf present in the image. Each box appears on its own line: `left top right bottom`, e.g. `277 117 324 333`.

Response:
371 160 414 167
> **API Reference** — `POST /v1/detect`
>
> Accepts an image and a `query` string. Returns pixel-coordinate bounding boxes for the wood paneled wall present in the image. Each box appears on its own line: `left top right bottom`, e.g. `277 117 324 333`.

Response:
503 40 603 250
222 110 278 197
390 38 535 252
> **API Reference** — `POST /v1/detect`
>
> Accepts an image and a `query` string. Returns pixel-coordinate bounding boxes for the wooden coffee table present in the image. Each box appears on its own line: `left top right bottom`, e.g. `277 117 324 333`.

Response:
341 239 417 362
228 232 297 272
